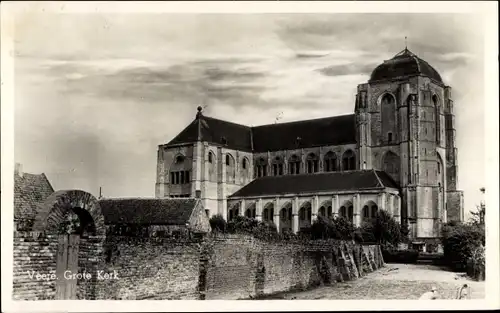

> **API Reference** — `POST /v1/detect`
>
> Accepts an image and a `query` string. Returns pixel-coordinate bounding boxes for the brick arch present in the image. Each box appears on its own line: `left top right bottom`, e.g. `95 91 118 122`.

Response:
32 189 104 236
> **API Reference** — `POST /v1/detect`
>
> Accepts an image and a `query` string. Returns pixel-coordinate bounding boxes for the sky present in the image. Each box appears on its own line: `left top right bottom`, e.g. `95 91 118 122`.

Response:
13 13 486 216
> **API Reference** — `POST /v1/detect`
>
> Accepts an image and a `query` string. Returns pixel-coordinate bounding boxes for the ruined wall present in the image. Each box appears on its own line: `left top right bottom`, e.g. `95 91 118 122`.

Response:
12 233 384 301
201 235 384 300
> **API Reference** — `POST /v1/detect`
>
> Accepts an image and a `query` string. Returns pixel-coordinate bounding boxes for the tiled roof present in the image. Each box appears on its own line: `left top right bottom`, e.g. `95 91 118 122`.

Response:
165 111 356 152
14 172 55 229
370 48 443 84
251 114 356 152
229 170 399 198
98 198 199 225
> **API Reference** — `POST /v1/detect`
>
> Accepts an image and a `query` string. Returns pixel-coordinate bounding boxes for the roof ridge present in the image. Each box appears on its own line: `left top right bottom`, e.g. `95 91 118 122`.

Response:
203 115 252 129
251 113 355 129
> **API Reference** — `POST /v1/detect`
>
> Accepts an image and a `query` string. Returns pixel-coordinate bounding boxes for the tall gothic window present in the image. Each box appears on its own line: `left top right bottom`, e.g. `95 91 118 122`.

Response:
255 157 268 178
272 156 284 176
342 150 356 171
381 93 397 144
324 151 338 172
306 153 319 173
433 95 441 145
288 155 301 175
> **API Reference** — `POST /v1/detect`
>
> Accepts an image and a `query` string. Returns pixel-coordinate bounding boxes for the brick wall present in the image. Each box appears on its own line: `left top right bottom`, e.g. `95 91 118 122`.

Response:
96 236 203 300
201 235 384 300
13 232 59 300
13 232 384 300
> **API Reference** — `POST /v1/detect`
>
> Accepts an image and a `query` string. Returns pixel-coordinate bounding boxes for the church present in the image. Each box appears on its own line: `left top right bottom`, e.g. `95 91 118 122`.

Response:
155 48 465 251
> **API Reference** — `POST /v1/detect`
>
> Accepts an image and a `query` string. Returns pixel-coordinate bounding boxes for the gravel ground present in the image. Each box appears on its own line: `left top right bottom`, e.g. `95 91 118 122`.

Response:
272 263 485 300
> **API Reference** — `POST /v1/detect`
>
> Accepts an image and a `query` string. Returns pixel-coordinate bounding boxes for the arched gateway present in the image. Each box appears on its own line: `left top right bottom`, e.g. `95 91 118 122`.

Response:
32 190 105 300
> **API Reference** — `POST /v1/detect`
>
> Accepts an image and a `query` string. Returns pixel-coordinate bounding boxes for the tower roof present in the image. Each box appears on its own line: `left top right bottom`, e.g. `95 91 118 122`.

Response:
369 48 443 84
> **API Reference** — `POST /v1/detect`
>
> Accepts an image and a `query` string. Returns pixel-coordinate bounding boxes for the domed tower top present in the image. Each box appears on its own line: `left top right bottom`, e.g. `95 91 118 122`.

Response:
369 48 443 84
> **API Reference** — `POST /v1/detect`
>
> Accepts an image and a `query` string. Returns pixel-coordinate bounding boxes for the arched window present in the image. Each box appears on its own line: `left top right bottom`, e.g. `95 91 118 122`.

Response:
381 93 397 144
225 153 235 183
306 153 319 173
342 150 356 171
288 155 301 175
272 156 284 176
207 151 217 184
362 205 369 220
339 206 347 218
388 132 393 143
241 157 250 184
324 151 338 172
319 206 326 217
370 204 378 218
348 205 354 224
255 157 268 178
432 95 441 145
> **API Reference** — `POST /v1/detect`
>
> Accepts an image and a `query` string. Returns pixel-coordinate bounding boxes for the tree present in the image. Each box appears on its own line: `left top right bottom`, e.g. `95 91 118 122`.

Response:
369 210 402 247
209 214 227 233
441 222 485 271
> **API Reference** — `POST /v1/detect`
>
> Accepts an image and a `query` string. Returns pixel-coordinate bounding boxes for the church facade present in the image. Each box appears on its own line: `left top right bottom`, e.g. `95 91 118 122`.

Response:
155 48 464 249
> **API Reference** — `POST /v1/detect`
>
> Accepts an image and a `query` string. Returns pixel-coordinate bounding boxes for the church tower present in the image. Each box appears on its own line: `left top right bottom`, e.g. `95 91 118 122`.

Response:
355 48 464 247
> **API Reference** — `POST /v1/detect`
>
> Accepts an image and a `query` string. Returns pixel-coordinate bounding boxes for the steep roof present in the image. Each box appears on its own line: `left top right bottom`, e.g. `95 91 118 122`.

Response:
229 170 399 198
165 107 356 152
14 171 55 229
369 48 443 84
98 198 200 225
251 114 356 152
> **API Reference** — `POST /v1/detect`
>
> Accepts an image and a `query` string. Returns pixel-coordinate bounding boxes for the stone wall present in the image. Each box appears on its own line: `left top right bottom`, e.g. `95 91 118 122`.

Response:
12 233 384 300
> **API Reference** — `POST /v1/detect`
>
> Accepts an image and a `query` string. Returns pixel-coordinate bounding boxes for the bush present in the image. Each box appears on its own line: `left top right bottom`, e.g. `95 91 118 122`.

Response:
382 248 419 264
209 214 227 233
371 210 402 247
441 222 485 271
467 245 485 281
309 216 355 240
227 215 259 233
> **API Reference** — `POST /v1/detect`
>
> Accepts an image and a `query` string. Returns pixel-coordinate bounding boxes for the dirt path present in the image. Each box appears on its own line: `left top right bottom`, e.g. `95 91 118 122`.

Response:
277 263 485 300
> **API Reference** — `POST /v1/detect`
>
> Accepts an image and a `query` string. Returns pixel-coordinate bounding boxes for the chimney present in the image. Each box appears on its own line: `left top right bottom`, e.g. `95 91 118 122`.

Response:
14 163 23 177
195 190 201 199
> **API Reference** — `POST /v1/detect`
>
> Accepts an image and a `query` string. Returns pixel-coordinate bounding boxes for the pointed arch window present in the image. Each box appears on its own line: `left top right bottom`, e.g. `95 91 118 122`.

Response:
255 157 268 178
433 95 441 145
306 153 319 173
324 151 338 172
288 155 301 175
342 150 356 171
272 156 284 176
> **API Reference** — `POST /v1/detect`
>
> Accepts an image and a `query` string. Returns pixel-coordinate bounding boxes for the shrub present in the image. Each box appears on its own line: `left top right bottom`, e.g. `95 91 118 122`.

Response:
441 222 485 271
382 248 419 264
331 216 356 240
309 216 355 240
209 214 227 233
370 210 402 247
252 220 279 241
467 245 485 281
227 215 259 233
